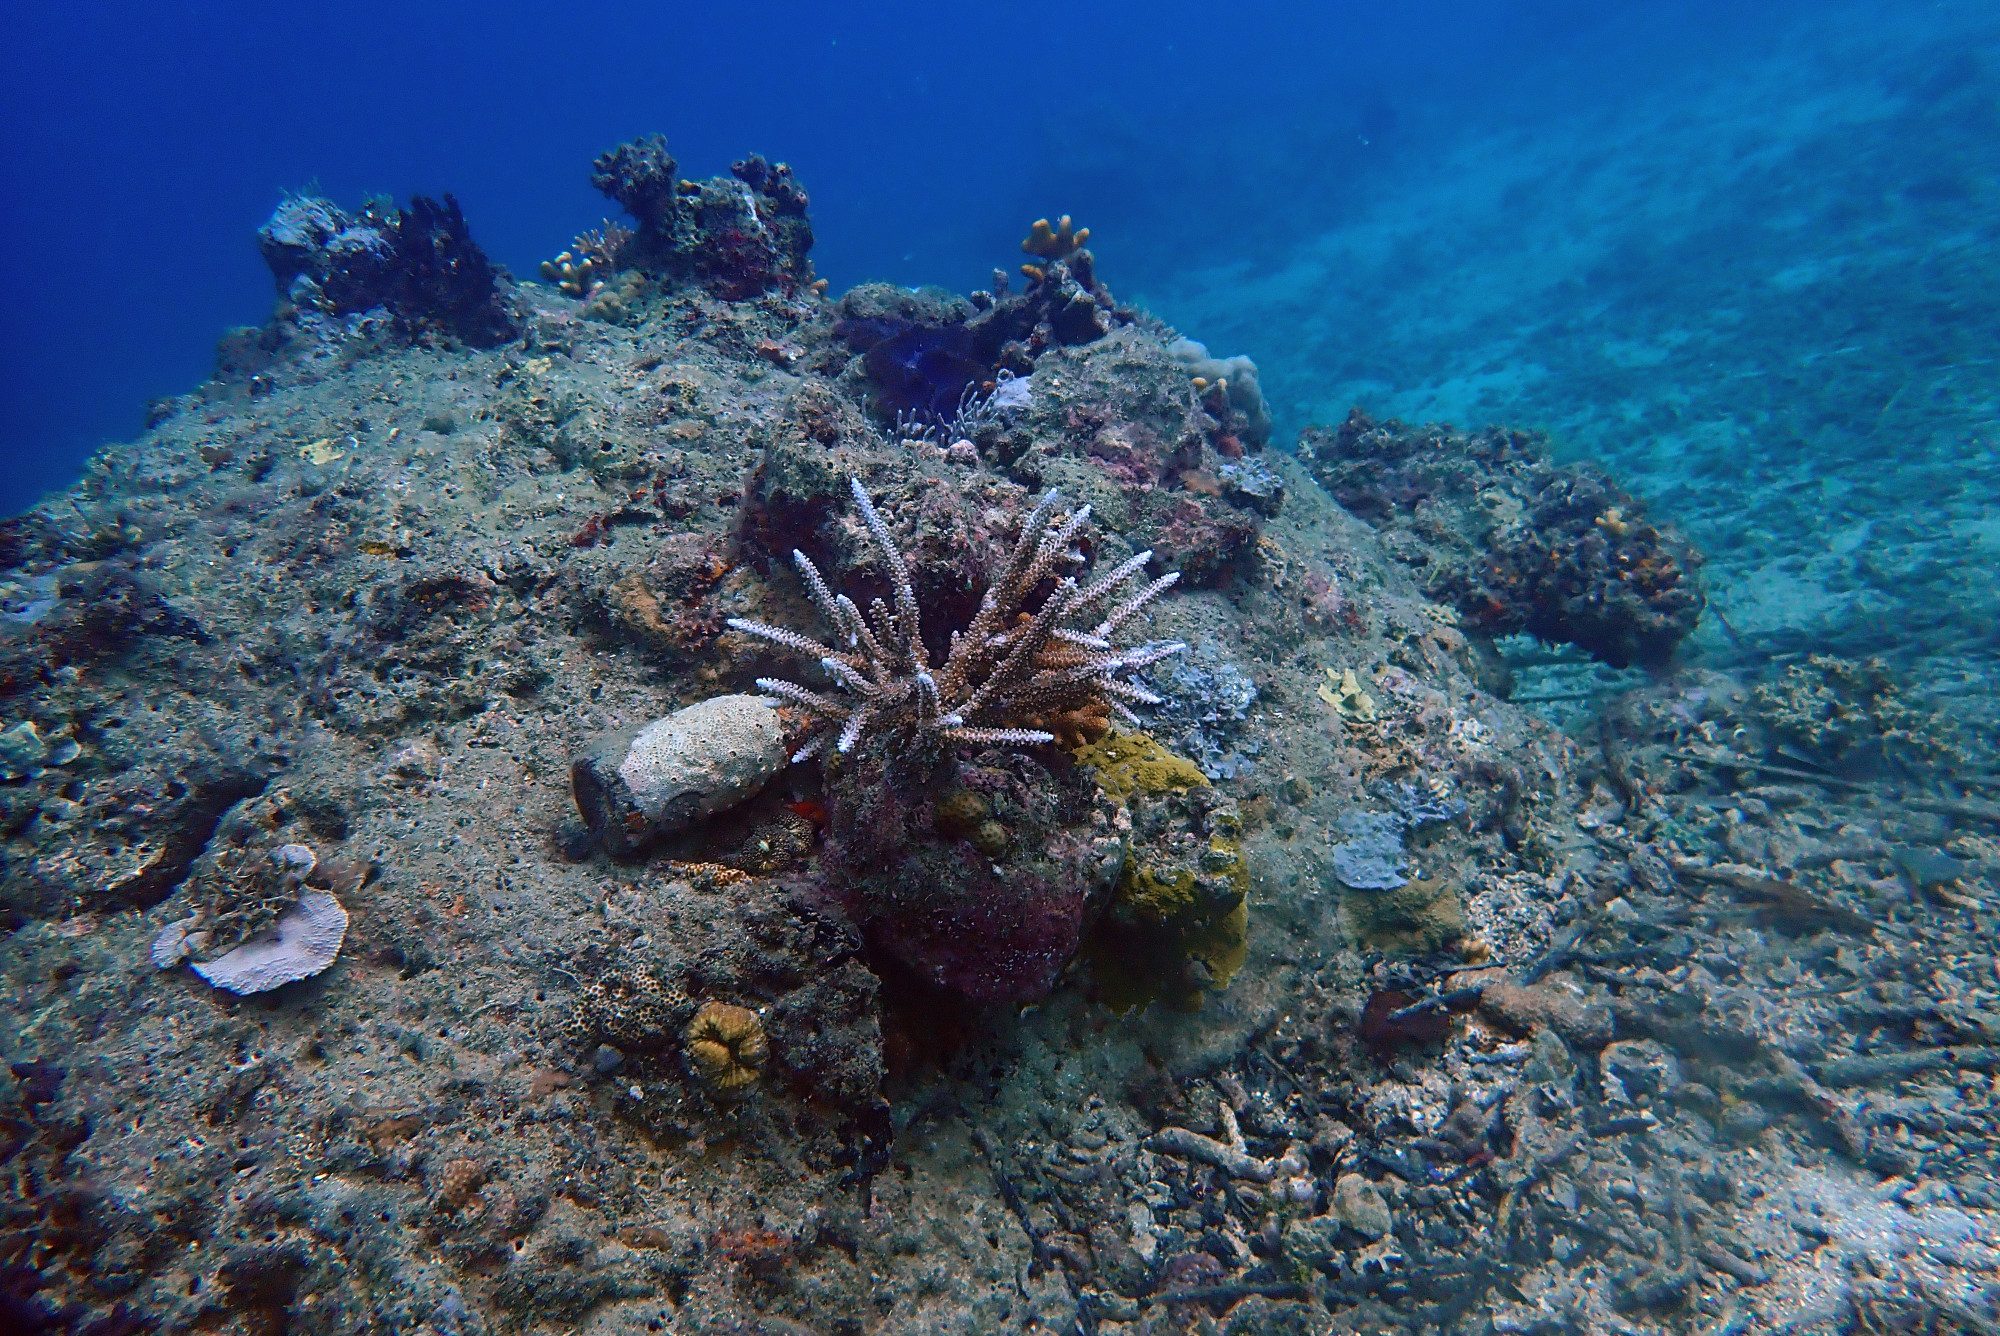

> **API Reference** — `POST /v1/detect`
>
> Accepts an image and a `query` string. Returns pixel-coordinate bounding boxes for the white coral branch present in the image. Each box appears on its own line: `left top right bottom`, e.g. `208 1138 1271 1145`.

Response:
735 479 1183 760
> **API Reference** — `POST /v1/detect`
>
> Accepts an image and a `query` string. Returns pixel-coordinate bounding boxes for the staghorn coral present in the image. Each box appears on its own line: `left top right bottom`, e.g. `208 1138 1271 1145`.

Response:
729 478 1184 763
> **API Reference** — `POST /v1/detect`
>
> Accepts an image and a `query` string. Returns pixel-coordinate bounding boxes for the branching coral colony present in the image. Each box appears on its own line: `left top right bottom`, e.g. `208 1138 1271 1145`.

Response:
729 478 1184 763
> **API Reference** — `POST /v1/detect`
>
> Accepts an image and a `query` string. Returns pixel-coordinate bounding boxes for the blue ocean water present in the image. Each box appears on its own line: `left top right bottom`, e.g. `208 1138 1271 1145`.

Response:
6 6 2000 1329
5 0 1786 513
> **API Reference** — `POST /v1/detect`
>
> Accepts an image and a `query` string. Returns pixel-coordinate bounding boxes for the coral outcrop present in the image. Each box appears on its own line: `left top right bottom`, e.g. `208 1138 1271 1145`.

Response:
587 134 814 299
1298 409 1704 667
1075 732 1250 1012
257 191 517 346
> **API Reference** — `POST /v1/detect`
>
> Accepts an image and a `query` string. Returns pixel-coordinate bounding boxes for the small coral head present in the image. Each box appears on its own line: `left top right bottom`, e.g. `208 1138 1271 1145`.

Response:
1022 215 1088 259
727 478 1183 764
685 1001 768 1096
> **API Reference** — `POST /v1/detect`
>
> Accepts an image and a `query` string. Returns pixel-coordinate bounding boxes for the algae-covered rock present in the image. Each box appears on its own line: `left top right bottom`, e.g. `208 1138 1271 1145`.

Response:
1332 1173 1393 1240
1342 873 1465 955
1076 731 1251 1012
571 694 788 857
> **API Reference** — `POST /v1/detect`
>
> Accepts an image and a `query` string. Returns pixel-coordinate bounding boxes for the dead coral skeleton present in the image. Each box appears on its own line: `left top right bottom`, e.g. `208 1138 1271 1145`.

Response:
729 477 1184 762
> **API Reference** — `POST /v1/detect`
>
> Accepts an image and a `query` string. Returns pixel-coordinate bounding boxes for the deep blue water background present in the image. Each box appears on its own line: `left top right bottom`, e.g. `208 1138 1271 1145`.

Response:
2 0 1781 515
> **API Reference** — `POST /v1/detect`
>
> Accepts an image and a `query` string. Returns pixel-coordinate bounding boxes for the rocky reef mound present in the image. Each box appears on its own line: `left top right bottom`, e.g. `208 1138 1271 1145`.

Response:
3 135 1995 1336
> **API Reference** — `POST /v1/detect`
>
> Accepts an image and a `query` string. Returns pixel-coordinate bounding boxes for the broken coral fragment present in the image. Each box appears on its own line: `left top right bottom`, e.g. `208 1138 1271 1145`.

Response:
150 917 205 969
1317 667 1377 722
570 694 788 857
189 891 350 995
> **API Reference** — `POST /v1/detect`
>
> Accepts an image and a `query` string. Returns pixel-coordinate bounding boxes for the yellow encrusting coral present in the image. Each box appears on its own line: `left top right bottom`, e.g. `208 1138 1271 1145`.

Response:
1073 730 1250 1012
1073 729 1209 800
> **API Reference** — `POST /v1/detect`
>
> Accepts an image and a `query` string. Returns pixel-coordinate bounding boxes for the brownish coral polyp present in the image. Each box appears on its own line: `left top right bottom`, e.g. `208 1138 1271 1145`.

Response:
685 1001 769 1097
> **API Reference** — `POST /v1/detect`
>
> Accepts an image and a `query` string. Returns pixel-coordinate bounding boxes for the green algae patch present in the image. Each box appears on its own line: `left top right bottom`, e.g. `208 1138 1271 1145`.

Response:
1073 730 1208 801
1342 873 1466 955
1076 730 1252 1013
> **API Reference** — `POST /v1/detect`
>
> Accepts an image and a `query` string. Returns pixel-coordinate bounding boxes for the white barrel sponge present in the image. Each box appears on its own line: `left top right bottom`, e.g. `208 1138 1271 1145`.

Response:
190 890 350 994
572 694 788 856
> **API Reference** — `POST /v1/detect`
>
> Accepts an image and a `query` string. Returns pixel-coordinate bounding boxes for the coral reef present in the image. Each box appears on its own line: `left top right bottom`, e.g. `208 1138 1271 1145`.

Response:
1298 409 1704 667
6 129 1986 1336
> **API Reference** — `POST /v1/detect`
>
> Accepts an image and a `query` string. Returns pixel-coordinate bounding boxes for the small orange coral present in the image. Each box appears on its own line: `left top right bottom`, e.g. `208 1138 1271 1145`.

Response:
685 1001 768 1097
1022 215 1088 259
714 1226 793 1276
1031 700 1112 750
